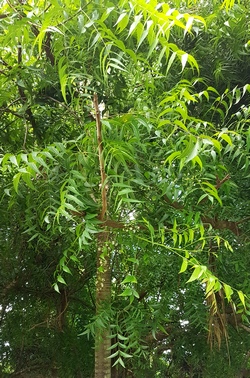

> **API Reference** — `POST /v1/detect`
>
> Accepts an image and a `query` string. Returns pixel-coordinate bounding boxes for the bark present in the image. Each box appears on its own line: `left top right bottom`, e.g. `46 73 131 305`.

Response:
95 231 111 378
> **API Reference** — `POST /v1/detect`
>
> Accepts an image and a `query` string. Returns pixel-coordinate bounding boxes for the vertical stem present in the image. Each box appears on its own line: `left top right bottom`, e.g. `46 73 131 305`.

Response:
93 93 111 378
93 93 107 222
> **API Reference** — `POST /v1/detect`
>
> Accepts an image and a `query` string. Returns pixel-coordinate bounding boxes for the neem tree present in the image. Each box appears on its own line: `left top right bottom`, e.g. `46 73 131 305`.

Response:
1 0 250 377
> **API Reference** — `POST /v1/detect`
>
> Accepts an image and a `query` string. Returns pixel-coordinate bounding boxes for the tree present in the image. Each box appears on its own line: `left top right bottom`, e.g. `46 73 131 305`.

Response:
1 1 250 377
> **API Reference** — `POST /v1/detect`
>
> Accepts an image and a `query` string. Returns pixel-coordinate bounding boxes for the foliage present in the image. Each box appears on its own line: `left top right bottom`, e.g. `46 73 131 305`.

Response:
1 0 250 377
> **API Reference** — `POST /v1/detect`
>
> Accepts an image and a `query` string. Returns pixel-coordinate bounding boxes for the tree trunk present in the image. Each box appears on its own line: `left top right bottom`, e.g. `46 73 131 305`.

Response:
95 231 111 378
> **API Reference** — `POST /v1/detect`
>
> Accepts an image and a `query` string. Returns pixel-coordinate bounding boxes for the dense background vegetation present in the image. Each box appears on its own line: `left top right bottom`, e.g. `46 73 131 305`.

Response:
1 0 250 377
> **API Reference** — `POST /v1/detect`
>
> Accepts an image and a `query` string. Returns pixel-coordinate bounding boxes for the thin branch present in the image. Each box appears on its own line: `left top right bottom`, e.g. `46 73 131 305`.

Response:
0 69 8 76
0 107 24 119
0 59 12 70
201 216 240 236
68 295 95 311
164 195 240 235
46 96 83 121
215 174 231 189
237 216 250 225
56 9 82 28
87 282 96 310
239 324 250 333
43 32 55 65
6 0 19 14
199 174 231 205
22 122 29 150
28 320 49 331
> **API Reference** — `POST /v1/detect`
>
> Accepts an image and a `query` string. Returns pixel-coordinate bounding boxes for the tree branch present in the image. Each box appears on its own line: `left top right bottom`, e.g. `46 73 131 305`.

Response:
201 216 240 236
164 194 240 236
215 174 231 189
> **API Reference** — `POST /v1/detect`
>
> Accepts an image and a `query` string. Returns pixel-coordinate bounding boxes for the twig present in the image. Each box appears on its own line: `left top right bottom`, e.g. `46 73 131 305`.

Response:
215 174 231 189
22 122 29 150
237 216 250 225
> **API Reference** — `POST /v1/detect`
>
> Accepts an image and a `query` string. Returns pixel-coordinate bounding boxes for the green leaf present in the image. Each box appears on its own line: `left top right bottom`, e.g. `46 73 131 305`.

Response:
165 151 181 164
205 277 216 296
137 28 148 49
54 283 60 293
220 133 232 145
201 182 222 205
70 255 80 263
64 202 79 212
119 351 133 358
132 289 139 298
179 258 188 273
185 139 201 163
22 172 36 190
41 151 55 161
187 54 199 73
187 265 205 283
100 7 114 22
85 213 97 220
62 265 72 275
121 275 137 284
115 13 129 33
193 156 203 169
118 188 134 196
112 356 125 368
28 233 39 242
184 16 194 36
128 15 142 37
224 283 233 301
31 154 49 168
66 194 85 207
57 275 67 285
127 258 139 264
119 288 133 297
27 162 41 175
122 198 141 203
109 350 119 359
238 290 246 309
10 155 18 166
58 57 68 103
181 53 189 71
117 334 128 341
13 172 22 193
166 51 177 74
